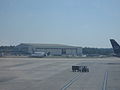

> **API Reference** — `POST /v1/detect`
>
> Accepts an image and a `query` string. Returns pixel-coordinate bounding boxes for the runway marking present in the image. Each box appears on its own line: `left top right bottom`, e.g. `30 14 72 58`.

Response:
102 72 108 90
60 73 81 90
4 61 35 68
0 77 17 83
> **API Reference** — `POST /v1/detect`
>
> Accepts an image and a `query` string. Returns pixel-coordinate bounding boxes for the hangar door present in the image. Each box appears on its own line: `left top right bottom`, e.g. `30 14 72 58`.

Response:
62 49 66 55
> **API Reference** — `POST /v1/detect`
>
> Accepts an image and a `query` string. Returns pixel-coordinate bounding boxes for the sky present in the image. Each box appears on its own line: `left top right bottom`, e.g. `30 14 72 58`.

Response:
0 0 120 48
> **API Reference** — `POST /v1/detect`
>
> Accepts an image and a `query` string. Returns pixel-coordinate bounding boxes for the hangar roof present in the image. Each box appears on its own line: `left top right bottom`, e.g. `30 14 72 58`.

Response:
17 43 81 49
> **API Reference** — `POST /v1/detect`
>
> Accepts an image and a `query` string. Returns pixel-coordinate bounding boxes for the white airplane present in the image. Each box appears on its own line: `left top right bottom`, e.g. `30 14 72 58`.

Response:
30 52 47 58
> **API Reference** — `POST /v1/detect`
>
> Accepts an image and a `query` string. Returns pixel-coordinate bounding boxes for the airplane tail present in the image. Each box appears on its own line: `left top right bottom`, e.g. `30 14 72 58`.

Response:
110 39 120 55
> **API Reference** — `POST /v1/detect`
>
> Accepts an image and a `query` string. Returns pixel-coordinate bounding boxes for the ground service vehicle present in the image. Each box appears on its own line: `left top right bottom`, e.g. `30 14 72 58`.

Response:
72 66 89 72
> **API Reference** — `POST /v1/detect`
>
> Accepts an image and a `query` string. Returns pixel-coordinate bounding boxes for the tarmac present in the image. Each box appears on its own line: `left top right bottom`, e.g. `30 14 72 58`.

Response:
0 57 120 90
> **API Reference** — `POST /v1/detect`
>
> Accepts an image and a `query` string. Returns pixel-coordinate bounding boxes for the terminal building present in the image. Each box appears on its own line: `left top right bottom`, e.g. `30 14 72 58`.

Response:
16 43 82 56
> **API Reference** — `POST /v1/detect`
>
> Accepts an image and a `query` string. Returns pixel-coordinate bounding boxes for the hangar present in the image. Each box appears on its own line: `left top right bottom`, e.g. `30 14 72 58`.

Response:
16 43 82 56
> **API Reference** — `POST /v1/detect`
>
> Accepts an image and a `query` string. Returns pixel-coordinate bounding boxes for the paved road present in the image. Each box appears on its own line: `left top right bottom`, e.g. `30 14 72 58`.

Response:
0 57 120 90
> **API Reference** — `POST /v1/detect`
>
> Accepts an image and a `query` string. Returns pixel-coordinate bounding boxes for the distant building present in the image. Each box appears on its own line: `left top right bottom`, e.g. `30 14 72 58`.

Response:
15 43 82 56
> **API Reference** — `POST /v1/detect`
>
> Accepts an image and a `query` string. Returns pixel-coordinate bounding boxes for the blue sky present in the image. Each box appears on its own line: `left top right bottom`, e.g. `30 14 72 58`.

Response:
0 0 120 48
